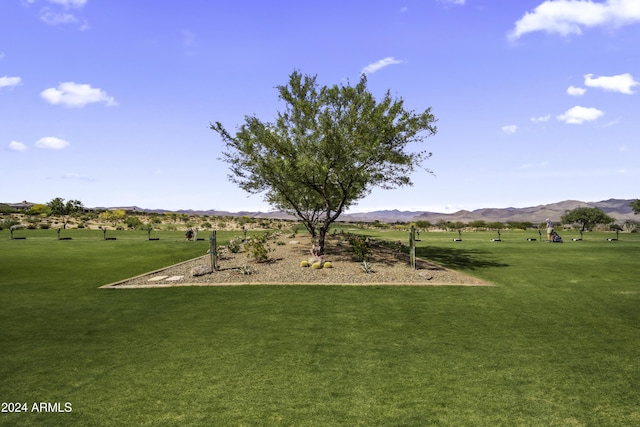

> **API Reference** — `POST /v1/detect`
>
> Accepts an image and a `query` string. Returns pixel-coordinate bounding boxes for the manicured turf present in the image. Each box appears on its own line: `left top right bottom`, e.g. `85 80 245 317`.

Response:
1 228 638 426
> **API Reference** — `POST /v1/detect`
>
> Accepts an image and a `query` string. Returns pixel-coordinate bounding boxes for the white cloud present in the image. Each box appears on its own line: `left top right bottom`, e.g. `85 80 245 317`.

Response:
38 1 88 29
501 125 518 134
36 136 70 150
62 172 94 181
509 0 640 40
41 82 117 107
567 85 586 96
361 57 404 75
47 0 87 8
440 0 465 5
584 73 638 94
531 114 551 122
8 141 28 152
0 76 22 89
40 8 78 25
0 52 5 60
557 106 604 124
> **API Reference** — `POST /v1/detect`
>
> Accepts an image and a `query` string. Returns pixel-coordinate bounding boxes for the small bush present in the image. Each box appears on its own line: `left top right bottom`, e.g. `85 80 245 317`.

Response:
0 218 20 230
245 236 271 262
349 236 370 261
227 237 242 253
39 223 51 230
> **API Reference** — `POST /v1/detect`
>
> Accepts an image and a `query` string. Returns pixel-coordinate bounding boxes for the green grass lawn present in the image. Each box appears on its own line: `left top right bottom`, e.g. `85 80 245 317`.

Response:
1 228 639 426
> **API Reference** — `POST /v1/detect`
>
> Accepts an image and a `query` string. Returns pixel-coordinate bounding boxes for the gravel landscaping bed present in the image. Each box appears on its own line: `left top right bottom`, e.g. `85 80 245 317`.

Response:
103 235 492 288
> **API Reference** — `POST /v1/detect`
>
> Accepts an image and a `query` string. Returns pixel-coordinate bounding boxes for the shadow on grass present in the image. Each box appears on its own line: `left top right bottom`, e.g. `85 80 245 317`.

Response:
416 246 509 271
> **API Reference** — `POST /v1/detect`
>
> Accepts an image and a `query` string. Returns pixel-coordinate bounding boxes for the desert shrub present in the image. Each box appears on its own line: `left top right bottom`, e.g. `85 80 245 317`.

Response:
0 218 20 230
26 223 38 229
227 237 242 253
39 223 51 229
245 236 271 262
125 216 144 230
348 235 370 261
200 221 212 230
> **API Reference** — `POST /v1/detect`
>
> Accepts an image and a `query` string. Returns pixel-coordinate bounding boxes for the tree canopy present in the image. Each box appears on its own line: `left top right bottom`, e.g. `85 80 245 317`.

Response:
631 199 640 215
211 71 437 254
561 207 614 232
47 197 84 229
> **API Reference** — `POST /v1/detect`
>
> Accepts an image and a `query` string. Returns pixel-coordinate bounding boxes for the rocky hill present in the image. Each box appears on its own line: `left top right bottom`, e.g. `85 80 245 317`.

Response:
9 199 634 224
154 198 636 224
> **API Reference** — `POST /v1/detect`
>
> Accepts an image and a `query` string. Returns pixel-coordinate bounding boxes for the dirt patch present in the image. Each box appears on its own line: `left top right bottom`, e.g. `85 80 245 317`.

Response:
102 235 493 289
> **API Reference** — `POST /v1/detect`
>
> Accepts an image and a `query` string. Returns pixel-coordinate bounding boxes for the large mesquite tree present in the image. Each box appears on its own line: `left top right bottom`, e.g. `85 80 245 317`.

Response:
561 207 614 232
211 71 437 254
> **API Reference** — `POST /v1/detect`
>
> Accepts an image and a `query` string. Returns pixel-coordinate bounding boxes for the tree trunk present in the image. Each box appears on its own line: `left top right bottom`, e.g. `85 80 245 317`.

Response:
317 226 327 256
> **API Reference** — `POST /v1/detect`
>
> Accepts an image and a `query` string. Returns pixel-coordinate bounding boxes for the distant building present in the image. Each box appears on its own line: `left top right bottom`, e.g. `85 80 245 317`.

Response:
7 201 36 211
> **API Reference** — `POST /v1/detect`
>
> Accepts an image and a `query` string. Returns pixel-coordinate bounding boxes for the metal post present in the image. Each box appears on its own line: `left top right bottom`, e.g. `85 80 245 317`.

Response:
209 230 218 272
409 225 416 270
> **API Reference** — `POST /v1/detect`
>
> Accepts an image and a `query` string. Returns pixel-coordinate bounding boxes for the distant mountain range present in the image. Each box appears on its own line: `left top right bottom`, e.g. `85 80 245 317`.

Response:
99 198 637 224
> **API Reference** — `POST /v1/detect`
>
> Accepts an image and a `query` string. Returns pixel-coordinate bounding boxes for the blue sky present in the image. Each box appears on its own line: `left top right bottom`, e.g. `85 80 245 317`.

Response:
1 0 639 213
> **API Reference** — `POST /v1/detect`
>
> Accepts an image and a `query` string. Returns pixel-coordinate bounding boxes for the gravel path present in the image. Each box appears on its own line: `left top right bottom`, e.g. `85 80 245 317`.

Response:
102 235 493 288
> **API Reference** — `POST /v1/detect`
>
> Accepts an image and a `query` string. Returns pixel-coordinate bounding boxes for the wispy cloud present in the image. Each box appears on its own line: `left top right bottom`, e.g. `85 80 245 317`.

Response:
501 125 518 134
508 0 640 40
584 73 638 94
0 76 22 89
33 0 89 29
521 161 549 170
439 0 465 6
7 141 28 152
36 136 70 150
41 82 117 107
361 57 404 75
0 52 5 60
62 172 94 182
567 85 586 96
557 106 604 124
47 0 87 8
531 114 551 123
